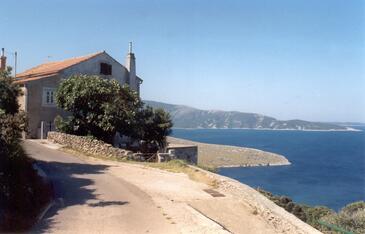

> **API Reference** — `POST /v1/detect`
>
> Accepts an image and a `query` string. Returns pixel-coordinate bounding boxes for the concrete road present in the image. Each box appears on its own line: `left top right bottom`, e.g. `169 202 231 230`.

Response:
23 140 177 234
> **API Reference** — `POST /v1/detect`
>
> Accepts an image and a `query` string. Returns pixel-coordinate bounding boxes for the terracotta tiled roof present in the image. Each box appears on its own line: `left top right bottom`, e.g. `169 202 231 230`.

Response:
15 51 104 83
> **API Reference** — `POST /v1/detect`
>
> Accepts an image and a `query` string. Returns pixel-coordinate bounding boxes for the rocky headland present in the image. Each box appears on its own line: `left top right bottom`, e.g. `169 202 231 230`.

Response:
167 137 290 168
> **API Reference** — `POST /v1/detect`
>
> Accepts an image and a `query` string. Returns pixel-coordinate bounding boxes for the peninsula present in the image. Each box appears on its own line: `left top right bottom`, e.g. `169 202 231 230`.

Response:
168 137 290 168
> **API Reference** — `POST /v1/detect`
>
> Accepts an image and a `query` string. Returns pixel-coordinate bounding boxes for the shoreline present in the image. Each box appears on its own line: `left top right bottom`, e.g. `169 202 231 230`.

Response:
217 161 292 168
172 127 361 132
167 137 291 168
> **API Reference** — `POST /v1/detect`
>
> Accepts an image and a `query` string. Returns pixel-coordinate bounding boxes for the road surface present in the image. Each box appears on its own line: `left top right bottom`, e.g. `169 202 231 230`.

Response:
24 140 177 234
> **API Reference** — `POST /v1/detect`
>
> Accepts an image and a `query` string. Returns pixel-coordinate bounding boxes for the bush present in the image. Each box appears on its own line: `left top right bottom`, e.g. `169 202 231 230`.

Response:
0 151 52 232
0 68 22 115
0 111 27 156
132 106 173 151
321 201 365 234
0 67 51 232
257 188 364 233
302 205 335 230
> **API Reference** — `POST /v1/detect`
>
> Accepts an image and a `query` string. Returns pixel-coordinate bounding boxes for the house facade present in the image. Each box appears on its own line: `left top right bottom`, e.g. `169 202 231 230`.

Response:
16 44 142 138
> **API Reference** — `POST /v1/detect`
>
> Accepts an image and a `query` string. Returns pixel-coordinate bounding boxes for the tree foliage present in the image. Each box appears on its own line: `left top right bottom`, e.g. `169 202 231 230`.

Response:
0 68 50 232
55 75 142 143
55 75 172 149
133 106 173 149
0 67 27 158
0 67 21 115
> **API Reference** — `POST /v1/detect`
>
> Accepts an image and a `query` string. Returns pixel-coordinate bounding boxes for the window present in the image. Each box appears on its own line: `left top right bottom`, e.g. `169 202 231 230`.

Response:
100 63 112 75
42 87 56 107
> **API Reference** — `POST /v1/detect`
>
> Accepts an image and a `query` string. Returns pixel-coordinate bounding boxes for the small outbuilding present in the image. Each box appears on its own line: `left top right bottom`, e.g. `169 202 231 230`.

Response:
166 144 198 164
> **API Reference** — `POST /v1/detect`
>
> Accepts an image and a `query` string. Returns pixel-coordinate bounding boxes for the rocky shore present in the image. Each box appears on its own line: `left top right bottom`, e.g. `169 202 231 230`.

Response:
167 137 290 168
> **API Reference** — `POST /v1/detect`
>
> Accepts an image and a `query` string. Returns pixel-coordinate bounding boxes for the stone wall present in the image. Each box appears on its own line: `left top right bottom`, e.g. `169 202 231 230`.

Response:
47 132 135 160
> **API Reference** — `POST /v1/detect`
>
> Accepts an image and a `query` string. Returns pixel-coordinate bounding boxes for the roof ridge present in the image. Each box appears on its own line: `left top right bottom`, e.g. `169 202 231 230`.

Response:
17 51 105 80
54 51 104 63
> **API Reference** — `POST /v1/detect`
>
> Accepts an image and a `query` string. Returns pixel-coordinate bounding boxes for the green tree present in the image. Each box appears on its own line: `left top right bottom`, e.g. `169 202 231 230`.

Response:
55 75 142 143
0 67 21 115
0 67 26 157
133 106 173 150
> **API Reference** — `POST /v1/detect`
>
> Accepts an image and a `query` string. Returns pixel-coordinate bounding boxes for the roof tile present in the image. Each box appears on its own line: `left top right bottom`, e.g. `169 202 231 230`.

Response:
16 51 103 83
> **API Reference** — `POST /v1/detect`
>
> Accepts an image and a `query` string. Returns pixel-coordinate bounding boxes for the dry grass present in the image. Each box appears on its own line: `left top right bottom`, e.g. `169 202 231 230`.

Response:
148 160 219 188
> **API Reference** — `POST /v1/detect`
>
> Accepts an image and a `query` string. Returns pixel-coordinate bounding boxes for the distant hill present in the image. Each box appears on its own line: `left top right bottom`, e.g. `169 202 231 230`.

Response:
330 122 365 127
144 100 350 131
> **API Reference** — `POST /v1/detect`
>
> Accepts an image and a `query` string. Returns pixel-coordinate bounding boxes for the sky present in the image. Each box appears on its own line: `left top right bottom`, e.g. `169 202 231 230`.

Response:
1 0 364 122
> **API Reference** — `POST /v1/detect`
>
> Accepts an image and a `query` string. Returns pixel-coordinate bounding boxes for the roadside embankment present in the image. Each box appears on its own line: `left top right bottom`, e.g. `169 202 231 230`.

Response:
167 137 290 168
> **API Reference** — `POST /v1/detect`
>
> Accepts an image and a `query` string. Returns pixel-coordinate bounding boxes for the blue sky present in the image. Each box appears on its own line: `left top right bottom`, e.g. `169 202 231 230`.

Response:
1 0 364 122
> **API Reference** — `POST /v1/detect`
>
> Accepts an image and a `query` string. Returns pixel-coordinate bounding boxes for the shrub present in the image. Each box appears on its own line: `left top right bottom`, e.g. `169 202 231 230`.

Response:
302 205 335 230
0 67 21 115
257 188 364 233
321 201 365 234
132 106 173 151
0 66 52 232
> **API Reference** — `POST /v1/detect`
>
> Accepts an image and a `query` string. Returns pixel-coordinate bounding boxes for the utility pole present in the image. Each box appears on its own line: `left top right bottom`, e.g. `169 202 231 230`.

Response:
14 51 17 78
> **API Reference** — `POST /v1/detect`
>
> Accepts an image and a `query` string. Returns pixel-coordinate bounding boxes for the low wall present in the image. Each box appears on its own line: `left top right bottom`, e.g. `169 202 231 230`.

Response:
47 132 134 160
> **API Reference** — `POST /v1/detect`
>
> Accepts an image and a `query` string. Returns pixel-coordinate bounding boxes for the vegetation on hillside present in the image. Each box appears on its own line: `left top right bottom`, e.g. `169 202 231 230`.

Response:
144 100 348 130
257 188 365 234
55 75 172 152
0 67 52 232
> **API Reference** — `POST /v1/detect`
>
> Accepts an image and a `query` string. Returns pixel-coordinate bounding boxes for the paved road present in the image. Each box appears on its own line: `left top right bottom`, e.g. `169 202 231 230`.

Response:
23 140 176 234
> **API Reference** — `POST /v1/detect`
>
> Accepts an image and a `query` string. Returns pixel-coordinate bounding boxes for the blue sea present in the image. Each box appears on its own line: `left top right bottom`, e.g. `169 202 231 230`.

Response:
171 127 365 211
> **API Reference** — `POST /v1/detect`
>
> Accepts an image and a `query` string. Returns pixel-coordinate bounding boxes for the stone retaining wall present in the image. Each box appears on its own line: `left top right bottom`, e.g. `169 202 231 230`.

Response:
47 132 134 160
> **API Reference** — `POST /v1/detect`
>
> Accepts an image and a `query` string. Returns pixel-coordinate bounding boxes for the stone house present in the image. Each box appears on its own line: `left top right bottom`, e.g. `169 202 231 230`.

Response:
15 44 142 138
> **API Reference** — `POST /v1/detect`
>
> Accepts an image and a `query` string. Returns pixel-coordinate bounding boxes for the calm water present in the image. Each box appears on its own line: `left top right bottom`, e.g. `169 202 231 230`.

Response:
171 128 365 211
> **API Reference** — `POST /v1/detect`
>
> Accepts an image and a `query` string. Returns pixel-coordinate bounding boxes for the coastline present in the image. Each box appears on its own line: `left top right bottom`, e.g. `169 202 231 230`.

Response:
167 137 291 168
172 127 361 132
217 162 291 168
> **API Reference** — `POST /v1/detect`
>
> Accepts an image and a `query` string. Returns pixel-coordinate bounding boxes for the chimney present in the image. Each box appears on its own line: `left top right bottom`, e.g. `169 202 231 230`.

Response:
0 48 6 71
125 42 136 90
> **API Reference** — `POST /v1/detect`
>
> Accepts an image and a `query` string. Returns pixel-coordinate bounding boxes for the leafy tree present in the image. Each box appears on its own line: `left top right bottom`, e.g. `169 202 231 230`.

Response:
133 106 173 150
56 75 173 150
55 75 142 143
0 67 27 157
0 67 21 115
